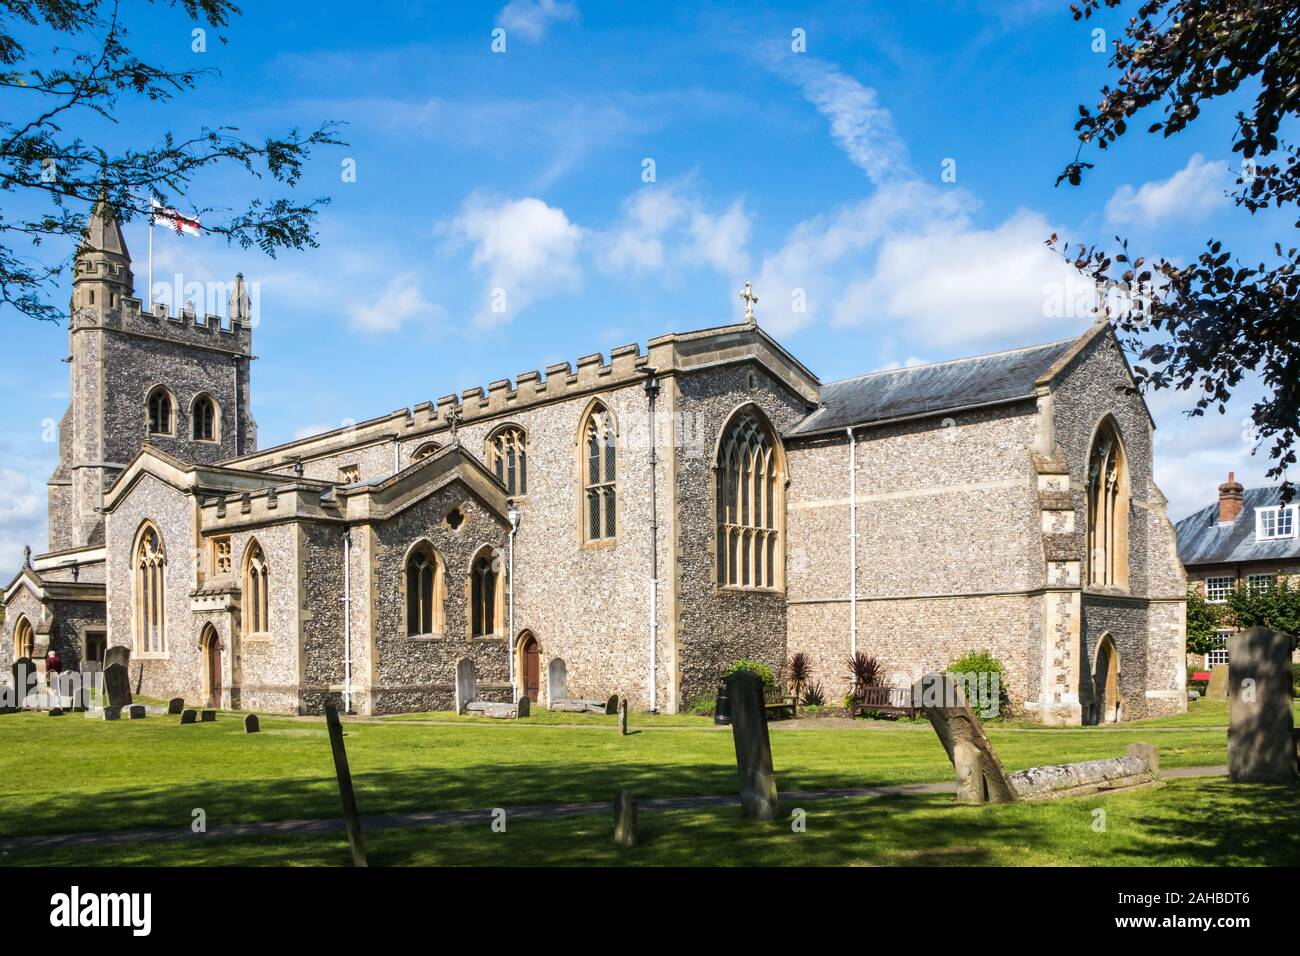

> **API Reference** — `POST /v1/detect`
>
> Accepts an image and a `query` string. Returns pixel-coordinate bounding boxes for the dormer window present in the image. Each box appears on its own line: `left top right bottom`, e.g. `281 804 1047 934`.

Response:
1256 505 1297 541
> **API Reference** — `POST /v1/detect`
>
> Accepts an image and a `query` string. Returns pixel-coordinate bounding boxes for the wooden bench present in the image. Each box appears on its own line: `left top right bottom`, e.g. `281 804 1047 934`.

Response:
763 687 797 719
849 685 917 719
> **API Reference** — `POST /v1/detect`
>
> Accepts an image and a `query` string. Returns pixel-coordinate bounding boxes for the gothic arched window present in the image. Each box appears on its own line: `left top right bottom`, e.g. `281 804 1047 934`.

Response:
13 616 34 661
487 425 527 496
135 523 167 652
580 403 617 543
716 408 784 590
192 394 218 442
469 548 501 638
406 543 445 636
1086 418 1130 589
244 539 270 635
146 386 175 436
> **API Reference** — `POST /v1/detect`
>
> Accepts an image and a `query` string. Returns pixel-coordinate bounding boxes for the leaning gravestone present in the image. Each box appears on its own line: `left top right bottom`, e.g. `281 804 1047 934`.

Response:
915 672 1018 804
244 714 260 734
548 658 567 703
167 697 185 715
1205 663 1230 701
725 669 778 820
103 645 130 671
179 709 197 725
454 658 476 715
1228 626 1296 783
614 790 637 848
102 662 131 709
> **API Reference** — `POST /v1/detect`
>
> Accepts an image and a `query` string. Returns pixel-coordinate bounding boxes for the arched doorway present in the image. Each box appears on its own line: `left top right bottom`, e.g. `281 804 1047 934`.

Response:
1093 636 1121 724
201 626 223 708
517 632 540 703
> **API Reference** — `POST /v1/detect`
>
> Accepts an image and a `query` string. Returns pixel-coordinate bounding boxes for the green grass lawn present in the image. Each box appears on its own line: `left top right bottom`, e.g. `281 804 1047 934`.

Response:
0 699 1237 847
8 777 1296 867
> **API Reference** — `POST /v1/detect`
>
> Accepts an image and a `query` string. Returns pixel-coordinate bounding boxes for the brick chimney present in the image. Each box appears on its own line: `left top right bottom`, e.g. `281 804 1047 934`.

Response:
1218 471 1245 523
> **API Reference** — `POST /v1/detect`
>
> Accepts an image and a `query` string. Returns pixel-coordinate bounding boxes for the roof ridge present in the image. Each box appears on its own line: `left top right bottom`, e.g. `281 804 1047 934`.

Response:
823 336 1077 389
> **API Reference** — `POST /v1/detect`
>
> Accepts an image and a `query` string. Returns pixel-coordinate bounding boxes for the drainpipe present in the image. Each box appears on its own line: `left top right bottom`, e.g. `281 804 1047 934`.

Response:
847 426 857 659
639 367 661 713
342 528 353 714
507 501 519 702
393 435 400 474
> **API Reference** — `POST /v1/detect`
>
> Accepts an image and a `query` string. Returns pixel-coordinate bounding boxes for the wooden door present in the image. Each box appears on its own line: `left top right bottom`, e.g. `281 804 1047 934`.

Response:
523 637 540 702
206 632 223 707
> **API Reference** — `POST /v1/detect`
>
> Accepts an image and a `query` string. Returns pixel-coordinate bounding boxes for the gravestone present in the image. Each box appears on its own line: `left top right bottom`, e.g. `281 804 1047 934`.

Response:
619 697 629 736
1228 626 1297 783
725 669 778 820
602 694 618 716
11 657 34 707
103 646 130 671
548 658 567 704
1205 664 1230 701
179 709 197 725
915 672 1017 804
1008 744 1159 799
102 662 131 709
48 707 64 717
454 658 476 715
614 790 637 848
102 706 121 721
516 696 530 718
244 714 260 734
128 704 146 720
325 703 368 866
201 709 216 722
167 698 185 715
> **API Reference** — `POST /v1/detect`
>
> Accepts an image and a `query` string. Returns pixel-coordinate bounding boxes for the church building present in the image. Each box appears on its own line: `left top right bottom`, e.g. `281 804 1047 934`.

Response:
1 198 1188 724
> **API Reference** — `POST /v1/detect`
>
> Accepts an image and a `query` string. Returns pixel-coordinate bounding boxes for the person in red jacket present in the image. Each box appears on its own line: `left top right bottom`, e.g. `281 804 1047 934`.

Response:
45 649 62 675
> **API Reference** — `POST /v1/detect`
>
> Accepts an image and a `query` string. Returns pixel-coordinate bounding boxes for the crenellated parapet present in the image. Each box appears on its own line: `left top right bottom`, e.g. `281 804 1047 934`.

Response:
71 294 253 356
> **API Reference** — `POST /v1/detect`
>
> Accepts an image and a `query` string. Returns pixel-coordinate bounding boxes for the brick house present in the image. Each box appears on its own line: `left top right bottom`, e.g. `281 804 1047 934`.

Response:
1176 473 1300 668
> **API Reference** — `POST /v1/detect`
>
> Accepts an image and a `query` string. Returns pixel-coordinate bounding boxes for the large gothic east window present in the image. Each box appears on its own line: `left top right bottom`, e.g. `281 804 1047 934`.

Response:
716 408 784 590
1086 418 1130 589
135 523 167 653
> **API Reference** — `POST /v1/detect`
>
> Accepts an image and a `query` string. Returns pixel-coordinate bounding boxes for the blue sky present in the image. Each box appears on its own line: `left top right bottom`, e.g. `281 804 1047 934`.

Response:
1 0 1288 571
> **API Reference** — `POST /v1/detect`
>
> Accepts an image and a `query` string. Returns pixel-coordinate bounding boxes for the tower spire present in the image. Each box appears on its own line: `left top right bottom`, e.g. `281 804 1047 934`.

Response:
73 189 134 305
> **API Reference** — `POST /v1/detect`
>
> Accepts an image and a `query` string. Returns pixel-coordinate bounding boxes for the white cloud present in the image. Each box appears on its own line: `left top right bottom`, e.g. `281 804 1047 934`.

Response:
779 56 911 184
347 272 442 333
444 195 584 327
1105 154 1229 226
598 185 751 280
0 467 45 576
836 208 1086 347
497 0 578 42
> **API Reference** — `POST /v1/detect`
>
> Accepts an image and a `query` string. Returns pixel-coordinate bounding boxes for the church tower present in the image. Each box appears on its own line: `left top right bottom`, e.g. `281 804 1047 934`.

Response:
47 194 258 551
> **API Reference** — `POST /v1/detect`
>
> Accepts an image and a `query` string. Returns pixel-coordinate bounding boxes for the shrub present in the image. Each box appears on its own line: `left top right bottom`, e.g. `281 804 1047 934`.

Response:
684 696 715 717
846 652 886 700
785 651 811 699
723 659 775 688
946 649 1011 719
800 681 825 707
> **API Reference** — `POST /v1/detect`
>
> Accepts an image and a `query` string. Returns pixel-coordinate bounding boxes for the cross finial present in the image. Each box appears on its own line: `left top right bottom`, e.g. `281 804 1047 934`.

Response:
446 404 462 443
739 282 759 324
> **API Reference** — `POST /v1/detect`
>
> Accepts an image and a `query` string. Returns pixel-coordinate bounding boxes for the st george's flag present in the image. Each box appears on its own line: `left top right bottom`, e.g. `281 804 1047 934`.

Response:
150 197 201 236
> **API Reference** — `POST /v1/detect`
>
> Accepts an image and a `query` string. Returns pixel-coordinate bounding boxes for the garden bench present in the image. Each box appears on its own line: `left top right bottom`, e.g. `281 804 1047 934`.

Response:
763 687 796 719
849 685 917 719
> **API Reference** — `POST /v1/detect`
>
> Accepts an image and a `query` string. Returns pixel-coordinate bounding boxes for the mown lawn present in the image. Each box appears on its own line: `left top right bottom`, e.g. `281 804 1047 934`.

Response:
0 700 1236 844
7 777 1296 867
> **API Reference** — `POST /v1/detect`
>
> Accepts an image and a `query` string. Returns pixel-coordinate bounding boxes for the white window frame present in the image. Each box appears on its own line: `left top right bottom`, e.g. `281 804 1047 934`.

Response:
1255 504 1298 541
1206 630 1232 669
1246 573 1278 594
1205 575 1234 603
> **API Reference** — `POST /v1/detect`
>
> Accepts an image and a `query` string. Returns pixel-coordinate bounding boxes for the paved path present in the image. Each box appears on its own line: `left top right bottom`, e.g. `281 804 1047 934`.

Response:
0 766 1228 856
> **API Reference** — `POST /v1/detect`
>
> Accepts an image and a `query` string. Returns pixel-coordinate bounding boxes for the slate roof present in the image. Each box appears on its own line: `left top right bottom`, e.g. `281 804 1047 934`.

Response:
1175 486 1300 566
787 337 1077 437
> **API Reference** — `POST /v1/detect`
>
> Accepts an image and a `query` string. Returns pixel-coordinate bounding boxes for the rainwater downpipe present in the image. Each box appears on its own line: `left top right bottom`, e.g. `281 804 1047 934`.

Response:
342 527 353 714
507 503 519 702
847 426 858 659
